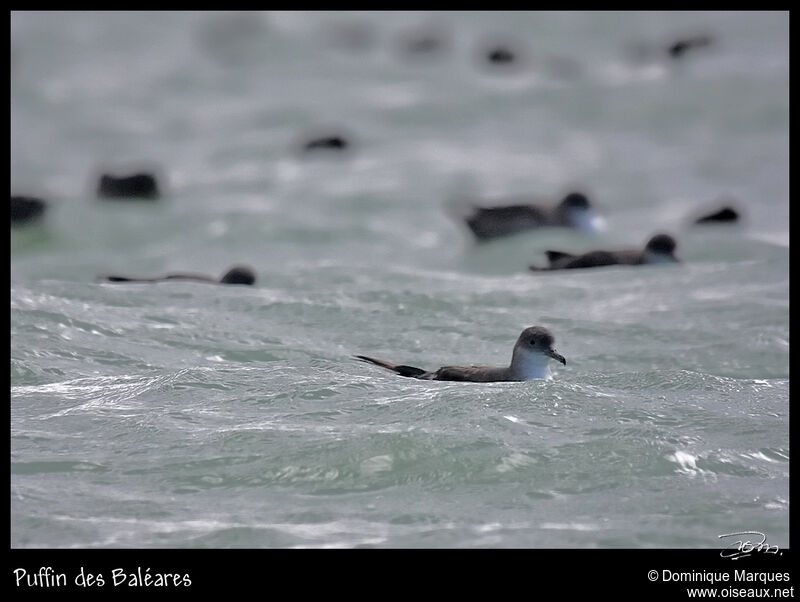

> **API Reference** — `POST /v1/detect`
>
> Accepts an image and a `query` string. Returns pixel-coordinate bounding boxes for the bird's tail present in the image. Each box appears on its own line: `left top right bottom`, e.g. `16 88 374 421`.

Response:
98 275 156 283
545 250 575 264
100 275 136 282
353 355 428 378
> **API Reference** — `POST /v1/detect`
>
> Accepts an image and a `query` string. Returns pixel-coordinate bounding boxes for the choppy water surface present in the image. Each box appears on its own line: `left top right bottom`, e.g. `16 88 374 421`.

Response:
11 11 788 548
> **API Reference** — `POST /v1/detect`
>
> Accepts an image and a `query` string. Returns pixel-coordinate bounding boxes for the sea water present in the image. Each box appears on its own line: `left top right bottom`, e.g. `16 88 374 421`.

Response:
11 11 788 548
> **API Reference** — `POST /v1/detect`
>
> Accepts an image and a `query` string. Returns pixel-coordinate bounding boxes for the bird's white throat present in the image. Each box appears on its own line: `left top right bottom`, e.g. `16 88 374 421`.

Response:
572 209 606 234
511 351 554 380
643 250 677 264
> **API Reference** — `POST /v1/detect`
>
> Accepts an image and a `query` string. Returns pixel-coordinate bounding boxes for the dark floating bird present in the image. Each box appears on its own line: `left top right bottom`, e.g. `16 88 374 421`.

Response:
302 135 350 153
529 233 679 272
454 191 603 241
486 45 516 65
100 265 256 286
11 195 48 227
97 173 160 200
355 326 566 382
667 34 713 59
694 206 740 224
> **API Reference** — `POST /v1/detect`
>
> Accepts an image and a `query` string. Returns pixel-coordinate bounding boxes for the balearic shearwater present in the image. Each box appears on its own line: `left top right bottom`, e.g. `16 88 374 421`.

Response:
694 206 740 224
529 233 679 271
11 195 48 226
667 34 713 59
355 326 566 382
100 266 256 285
486 45 516 65
302 135 350 152
454 192 603 241
97 173 160 199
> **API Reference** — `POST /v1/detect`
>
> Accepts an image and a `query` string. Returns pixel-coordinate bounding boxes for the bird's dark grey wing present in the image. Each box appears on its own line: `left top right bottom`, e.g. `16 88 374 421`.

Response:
101 273 217 284
465 205 548 240
562 250 621 269
474 205 547 221
432 365 511 382
162 273 218 283
606 249 642 265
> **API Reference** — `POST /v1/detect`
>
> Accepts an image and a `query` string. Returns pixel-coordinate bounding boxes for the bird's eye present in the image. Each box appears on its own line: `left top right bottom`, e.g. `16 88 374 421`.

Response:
529 339 536 346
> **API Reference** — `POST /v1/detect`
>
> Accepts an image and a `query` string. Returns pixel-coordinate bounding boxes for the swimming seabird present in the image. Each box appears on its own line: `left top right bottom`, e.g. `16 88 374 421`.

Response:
302 135 349 152
694 206 740 224
97 173 160 199
667 34 713 59
11 195 48 226
529 233 679 271
486 45 516 64
455 192 602 241
100 265 256 285
355 326 566 382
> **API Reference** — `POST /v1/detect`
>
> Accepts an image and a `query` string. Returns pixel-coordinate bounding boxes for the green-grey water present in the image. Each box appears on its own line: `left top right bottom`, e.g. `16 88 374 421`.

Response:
11 11 788 548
